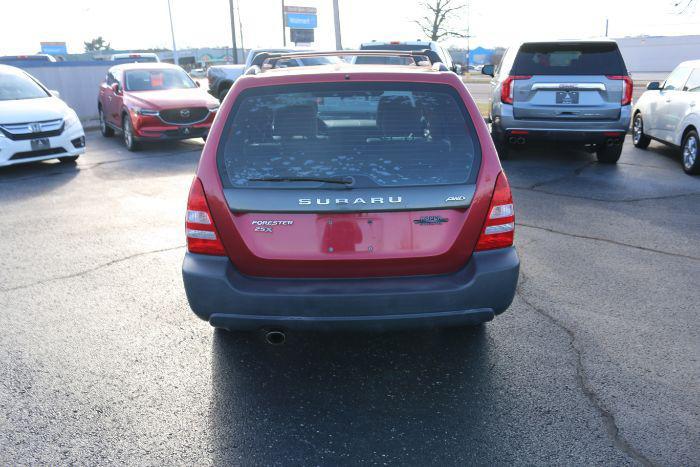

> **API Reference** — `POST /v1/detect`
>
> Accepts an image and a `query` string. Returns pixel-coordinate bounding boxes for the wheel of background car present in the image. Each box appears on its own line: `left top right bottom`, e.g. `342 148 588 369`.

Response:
122 114 138 152
596 143 622 164
491 128 509 160
218 86 231 102
632 113 651 149
58 155 79 163
681 130 699 175
99 107 114 137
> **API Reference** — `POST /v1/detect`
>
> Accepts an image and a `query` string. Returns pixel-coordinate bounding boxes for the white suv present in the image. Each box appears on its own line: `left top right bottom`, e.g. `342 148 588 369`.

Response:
0 65 85 167
633 60 700 174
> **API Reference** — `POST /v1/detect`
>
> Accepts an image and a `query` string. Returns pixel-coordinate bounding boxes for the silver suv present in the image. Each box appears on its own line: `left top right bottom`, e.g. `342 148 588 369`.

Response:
484 40 632 163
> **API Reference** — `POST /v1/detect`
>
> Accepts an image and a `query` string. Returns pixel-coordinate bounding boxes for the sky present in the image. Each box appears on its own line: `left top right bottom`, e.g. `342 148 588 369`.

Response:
1 0 699 55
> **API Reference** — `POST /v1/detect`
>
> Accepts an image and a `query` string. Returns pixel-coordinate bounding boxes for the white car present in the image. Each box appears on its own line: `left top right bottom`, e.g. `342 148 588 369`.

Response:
0 65 85 167
633 60 700 174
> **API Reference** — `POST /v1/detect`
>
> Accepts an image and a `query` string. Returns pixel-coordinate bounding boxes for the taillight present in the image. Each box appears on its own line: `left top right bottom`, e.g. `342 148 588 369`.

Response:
501 75 531 104
607 75 633 106
186 177 226 256
475 172 515 251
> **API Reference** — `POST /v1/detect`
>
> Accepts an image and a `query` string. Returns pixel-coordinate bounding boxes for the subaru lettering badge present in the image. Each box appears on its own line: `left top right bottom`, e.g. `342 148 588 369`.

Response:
180 109 191 118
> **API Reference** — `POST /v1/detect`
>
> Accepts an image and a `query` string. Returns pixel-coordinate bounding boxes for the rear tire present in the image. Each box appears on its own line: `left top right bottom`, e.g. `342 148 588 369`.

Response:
99 107 114 137
218 85 231 102
596 143 622 164
59 155 79 163
122 114 139 152
632 113 651 149
491 129 509 160
681 130 699 175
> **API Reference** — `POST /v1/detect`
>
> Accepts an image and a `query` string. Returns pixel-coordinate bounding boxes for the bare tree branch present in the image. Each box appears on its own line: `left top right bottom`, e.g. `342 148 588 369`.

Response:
415 0 469 41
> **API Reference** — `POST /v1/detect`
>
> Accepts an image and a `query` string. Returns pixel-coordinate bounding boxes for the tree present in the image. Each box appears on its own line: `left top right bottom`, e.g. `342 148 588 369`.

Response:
415 0 469 41
671 0 696 12
84 36 112 52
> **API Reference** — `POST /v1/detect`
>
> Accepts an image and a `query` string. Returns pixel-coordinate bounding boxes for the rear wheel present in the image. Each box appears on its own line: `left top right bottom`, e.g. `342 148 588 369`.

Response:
681 130 699 175
632 113 651 149
491 129 509 160
122 114 139 152
59 155 79 163
596 143 622 164
99 107 114 137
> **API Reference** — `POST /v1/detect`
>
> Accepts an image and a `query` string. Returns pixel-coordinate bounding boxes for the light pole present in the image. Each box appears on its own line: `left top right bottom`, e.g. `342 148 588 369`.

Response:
281 0 286 46
332 0 342 50
228 0 239 63
167 0 179 65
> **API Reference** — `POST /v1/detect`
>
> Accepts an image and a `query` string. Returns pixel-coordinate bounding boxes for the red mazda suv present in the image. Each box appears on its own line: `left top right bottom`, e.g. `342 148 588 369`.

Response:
97 63 220 151
182 51 519 342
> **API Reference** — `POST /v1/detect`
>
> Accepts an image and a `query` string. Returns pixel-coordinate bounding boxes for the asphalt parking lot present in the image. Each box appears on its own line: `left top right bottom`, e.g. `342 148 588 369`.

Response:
1 132 698 465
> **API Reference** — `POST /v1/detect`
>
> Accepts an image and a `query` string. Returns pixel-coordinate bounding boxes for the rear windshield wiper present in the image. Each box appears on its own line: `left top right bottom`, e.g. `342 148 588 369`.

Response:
247 176 354 185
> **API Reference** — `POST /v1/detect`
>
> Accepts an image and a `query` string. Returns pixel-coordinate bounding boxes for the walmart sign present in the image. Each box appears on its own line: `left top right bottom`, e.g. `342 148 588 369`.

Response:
285 13 317 29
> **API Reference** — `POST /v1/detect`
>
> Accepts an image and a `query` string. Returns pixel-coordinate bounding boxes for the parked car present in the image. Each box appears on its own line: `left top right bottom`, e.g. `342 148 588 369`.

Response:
189 68 206 79
182 51 519 342
632 60 700 174
110 53 160 63
0 65 85 167
484 40 632 162
353 40 462 74
0 54 57 64
207 48 340 101
97 63 220 151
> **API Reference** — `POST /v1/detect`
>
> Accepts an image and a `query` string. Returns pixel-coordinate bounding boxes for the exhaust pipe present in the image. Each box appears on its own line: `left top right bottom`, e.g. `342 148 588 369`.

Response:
516 137 526 145
606 138 617 147
264 330 286 345
508 136 517 144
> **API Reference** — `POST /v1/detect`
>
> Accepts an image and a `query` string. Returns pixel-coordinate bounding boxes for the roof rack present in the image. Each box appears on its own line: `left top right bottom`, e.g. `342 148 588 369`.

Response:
245 49 448 75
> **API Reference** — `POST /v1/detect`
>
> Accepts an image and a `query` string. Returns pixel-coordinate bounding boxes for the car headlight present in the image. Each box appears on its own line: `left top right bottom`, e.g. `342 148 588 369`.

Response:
134 107 159 116
64 109 81 130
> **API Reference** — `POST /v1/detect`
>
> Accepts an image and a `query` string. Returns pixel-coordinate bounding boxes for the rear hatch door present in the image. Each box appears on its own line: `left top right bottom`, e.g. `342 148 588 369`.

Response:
214 80 485 277
510 42 627 121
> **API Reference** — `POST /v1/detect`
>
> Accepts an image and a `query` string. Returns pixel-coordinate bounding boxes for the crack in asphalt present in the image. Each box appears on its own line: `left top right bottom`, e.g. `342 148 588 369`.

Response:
527 161 595 190
0 146 202 185
517 222 700 261
516 273 655 467
0 245 185 294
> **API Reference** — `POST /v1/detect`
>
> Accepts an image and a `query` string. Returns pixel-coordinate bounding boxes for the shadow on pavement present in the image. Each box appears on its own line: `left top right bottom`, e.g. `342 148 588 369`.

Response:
209 326 500 464
0 159 79 198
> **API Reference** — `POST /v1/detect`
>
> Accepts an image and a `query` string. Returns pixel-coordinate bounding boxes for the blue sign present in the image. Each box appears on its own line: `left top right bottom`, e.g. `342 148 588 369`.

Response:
40 42 67 55
285 13 317 29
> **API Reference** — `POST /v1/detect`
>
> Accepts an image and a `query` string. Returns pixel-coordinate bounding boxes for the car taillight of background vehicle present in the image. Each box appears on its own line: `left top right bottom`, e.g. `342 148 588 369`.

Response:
475 172 515 251
606 75 633 105
501 75 531 104
185 178 226 255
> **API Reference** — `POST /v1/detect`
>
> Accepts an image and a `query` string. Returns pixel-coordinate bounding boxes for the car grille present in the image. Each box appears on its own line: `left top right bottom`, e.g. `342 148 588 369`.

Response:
159 107 209 125
0 119 64 141
10 147 67 160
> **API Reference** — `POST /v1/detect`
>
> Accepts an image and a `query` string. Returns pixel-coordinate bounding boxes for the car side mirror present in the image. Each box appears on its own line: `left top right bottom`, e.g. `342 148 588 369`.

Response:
482 64 495 77
646 81 661 91
111 83 121 95
195 81 201 87
451 64 463 75
49 90 61 98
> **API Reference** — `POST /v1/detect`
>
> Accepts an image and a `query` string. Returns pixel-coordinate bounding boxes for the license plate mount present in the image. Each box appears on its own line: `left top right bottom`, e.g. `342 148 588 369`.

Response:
30 138 50 151
556 91 579 104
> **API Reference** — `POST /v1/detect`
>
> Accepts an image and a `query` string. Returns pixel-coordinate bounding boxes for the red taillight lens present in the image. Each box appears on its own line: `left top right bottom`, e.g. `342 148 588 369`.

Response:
475 172 515 251
607 75 633 106
501 75 531 104
186 177 226 256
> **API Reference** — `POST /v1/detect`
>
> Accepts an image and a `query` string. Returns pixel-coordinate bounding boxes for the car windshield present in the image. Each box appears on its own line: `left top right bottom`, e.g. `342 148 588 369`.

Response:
218 82 480 188
356 44 428 65
512 42 627 75
0 71 49 101
124 68 195 91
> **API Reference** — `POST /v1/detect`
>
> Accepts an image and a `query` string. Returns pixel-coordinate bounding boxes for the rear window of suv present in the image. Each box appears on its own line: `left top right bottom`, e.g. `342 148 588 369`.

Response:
218 82 480 188
512 42 627 76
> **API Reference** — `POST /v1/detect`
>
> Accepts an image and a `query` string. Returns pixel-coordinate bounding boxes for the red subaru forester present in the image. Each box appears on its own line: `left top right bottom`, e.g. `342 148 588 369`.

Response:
182 51 519 342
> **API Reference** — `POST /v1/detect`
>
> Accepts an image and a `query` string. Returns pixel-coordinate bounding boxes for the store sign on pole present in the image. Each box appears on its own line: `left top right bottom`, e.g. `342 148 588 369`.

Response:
290 29 314 44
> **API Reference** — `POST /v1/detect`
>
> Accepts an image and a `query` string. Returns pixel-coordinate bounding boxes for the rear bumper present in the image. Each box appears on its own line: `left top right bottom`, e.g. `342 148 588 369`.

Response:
182 247 520 331
502 128 626 144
